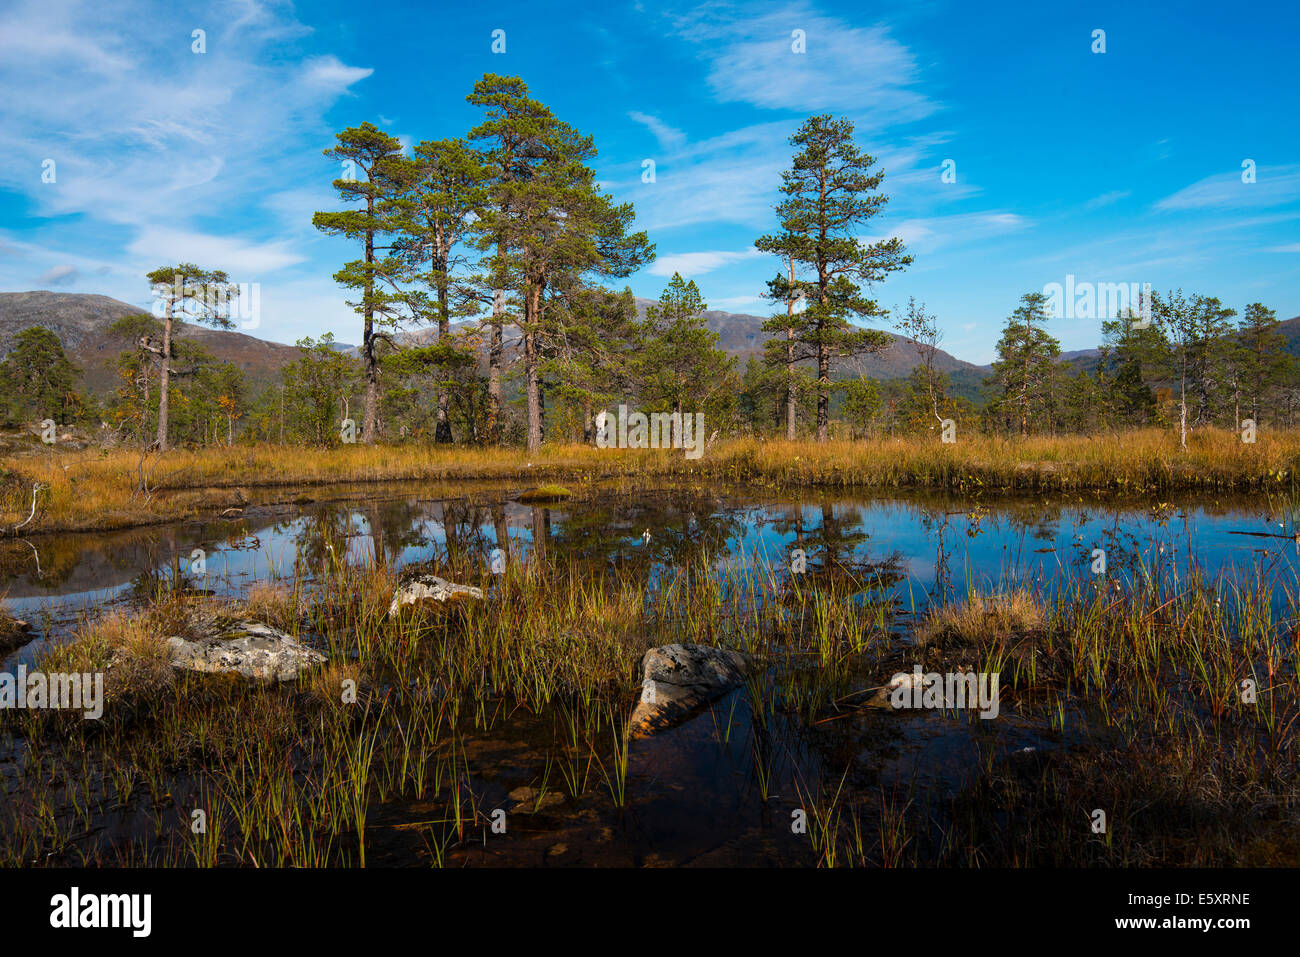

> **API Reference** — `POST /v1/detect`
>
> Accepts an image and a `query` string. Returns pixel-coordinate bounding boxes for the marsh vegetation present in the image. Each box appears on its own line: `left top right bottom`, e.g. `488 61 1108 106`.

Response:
2 481 1297 866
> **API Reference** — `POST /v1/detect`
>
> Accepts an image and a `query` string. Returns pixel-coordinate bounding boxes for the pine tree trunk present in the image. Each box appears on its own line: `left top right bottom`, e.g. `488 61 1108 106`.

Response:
487 239 505 445
1020 314 1032 436
816 344 829 442
524 285 543 453
155 303 172 452
525 337 542 452
361 202 379 444
434 232 453 445
785 256 796 441
362 319 379 443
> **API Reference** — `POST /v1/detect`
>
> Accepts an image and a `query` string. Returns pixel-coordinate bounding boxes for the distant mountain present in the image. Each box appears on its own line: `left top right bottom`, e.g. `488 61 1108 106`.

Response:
0 291 302 396
627 298 991 383
436 296 991 390
1274 314 1300 352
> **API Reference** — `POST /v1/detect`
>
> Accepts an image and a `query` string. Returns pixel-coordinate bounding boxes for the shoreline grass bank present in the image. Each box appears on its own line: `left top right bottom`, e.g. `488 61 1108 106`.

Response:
3 427 1299 534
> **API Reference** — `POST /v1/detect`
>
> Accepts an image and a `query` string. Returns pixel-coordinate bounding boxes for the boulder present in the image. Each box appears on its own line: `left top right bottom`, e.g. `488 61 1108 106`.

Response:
387 574 484 617
165 617 325 683
629 643 750 736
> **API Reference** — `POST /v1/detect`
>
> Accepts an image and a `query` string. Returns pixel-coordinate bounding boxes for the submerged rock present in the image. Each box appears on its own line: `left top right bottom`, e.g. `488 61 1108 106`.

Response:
0 615 33 655
629 643 750 736
387 574 484 617
864 671 926 709
165 617 326 683
507 785 566 814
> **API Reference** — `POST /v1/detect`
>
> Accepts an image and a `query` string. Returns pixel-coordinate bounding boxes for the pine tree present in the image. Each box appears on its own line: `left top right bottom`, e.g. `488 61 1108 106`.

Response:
467 74 653 452
541 284 641 442
140 264 236 450
0 327 84 427
985 292 1060 434
639 273 735 437
1098 308 1167 427
1185 295 1237 426
738 356 791 435
313 122 406 444
841 376 882 438
281 334 360 446
466 75 544 444
755 114 911 441
1237 302 1295 426
387 138 486 444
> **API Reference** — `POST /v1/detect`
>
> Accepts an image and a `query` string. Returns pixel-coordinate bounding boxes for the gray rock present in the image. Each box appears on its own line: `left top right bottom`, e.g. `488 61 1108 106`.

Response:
387 574 484 617
629 643 750 736
165 617 325 683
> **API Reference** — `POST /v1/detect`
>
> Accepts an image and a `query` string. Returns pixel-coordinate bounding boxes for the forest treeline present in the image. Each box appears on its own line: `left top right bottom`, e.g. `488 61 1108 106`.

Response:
3 74 1297 450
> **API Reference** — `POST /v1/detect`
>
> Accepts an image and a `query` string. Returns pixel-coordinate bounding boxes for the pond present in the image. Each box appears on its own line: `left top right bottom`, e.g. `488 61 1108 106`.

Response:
3 481 1296 649
2 481 1297 866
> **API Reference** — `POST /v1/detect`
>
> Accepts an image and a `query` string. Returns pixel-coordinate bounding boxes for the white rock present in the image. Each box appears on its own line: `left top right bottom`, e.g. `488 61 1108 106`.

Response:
387 574 485 617
165 618 325 683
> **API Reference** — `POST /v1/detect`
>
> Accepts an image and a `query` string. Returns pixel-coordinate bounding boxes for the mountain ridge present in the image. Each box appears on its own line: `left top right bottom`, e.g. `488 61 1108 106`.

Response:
5 290 1297 403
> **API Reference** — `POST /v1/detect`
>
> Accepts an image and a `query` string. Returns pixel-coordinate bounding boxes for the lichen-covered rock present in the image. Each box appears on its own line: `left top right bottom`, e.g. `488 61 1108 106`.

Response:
165 617 325 682
629 643 750 736
387 574 484 617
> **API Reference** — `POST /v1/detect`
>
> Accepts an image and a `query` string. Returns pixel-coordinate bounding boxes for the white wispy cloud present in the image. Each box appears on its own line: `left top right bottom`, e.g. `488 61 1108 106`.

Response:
671 0 935 123
612 120 796 232
648 249 762 277
616 5 949 236
37 264 80 286
302 55 375 91
1154 164 1300 211
0 0 371 282
628 111 686 149
127 227 305 274
1085 190 1131 209
866 212 1030 255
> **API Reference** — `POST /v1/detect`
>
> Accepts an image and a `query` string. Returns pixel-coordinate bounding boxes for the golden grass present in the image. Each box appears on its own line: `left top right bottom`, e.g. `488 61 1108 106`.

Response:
242 582 304 632
916 589 1048 646
2 427 1298 533
43 607 175 701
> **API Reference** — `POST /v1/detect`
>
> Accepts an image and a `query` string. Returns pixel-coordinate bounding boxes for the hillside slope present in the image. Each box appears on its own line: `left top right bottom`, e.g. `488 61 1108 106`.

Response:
0 291 302 395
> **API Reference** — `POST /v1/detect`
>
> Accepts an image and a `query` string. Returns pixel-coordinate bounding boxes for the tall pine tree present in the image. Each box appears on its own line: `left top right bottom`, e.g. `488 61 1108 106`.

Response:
985 292 1060 435
467 74 652 452
755 115 911 441
313 122 406 444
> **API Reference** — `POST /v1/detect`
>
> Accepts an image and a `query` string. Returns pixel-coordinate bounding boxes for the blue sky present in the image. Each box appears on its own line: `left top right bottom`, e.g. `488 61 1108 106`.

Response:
2 0 1297 363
